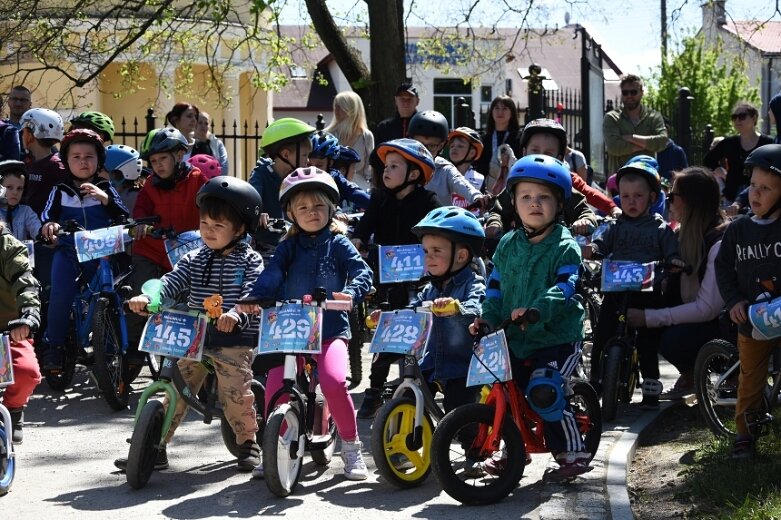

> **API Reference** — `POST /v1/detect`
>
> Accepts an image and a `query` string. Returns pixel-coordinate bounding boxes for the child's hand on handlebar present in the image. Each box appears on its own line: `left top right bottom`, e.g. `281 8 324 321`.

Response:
41 222 61 243
432 297 458 317
729 300 748 325
511 307 531 329
469 318 489 336
9 324 30 343
128 295 152 315
235 303 260 315
216 312 239 333
332 291 353 307
669 258 687 272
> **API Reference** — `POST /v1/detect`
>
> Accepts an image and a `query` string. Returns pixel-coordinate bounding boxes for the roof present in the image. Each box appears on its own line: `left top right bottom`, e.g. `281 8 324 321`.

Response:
722 20 781 55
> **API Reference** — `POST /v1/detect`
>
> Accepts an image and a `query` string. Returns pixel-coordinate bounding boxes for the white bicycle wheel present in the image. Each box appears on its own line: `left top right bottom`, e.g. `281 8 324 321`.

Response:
262 403 304 497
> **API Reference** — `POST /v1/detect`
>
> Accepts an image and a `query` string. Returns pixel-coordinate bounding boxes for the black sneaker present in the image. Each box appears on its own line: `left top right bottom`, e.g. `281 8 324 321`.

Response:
356 388 382 419
42 344 65 372
114 446 169 471
9 408 23 444
236 440 261 472
641 394 659 410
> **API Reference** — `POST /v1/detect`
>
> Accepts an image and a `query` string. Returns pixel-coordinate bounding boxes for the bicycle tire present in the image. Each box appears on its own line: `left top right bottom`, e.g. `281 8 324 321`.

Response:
221 379 266 457
92 297 131 411
0 427 15 496
581 293 601 380
126 400 165 490
694 339 740 437
622 347 640 404
431 403 524 505
44 321 78 391
601 343 623 422
371 397 434 488
570 380 602 459
263 403 304 497
347 306 364 389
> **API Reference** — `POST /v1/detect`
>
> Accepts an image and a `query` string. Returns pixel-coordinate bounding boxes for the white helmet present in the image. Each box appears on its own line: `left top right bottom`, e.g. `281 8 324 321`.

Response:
20 108 65 141
105 144 143 181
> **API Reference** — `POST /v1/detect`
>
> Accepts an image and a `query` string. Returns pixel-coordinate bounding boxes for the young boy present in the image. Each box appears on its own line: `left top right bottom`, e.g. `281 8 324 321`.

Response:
19 108 66 217
308 131 370 211
446 127 485 207
39 129 129 370
0 160 41 241
116 176 264 472
69 111 115 144
586 159 682 409
715 143 781 459
473 154 590 477
351 138 441 418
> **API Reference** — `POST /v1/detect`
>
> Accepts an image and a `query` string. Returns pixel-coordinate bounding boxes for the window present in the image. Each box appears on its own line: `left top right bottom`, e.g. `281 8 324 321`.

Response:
433 78 472 128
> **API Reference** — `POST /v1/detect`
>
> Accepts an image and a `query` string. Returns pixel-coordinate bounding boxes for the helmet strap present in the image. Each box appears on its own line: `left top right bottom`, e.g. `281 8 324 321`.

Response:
383 164 417 196
760 194 781 220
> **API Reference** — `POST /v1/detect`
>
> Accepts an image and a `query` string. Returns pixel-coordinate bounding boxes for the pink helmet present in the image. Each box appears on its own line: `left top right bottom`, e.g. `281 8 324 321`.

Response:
606 173 618 193
279 166 340 208
187 154 222 179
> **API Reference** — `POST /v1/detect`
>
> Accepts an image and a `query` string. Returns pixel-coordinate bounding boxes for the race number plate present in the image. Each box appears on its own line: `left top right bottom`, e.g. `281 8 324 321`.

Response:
139 309 208 361
378 244 425 284
369 309 432 359
74 225 126 263
164 230 204 267
258 303 323 354
467 330 512 387
0 334 14 387
601 260 655 292
749 297 781 340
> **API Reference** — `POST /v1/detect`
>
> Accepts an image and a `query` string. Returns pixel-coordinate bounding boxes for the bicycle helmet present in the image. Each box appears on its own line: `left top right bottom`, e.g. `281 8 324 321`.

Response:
507 154 572 203
615 159 661 194
408 110 449 141
0 160 26 178
519 119 567 156
376 138 435 183
196 176 263 234
260 118 316 156
745 144 781 218
309 131 340 159
20 108 65 141
333 146 361 165
187 154 222 179
606 173 618 193
447 127 484 161
105 144 142 180
412 206 485 256
141 127 189 160
70 111 115 142
60 128 106 168
279 166 340 209
140 128 161 158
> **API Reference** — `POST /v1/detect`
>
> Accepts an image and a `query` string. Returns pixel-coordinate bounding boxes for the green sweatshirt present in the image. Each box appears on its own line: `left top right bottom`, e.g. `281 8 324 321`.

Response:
603 105 667 173
0 229 40 330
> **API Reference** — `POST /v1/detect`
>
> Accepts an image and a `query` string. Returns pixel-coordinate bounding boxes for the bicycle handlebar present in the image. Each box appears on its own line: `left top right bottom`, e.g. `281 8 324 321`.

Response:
476 308 541 340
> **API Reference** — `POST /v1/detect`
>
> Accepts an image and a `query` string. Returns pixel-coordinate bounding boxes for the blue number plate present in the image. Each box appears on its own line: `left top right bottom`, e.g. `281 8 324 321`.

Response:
0 334 14 388
378 244 425 284
601 260 655 292
164 230 204 267
466 330 513 387
369 310 432 359
749 297 781 340
74 225 126 263
258 303 323 354
139 309 208 361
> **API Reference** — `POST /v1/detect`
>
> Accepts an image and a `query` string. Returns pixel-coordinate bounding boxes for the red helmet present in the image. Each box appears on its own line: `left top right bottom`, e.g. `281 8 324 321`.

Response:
60 128 106 168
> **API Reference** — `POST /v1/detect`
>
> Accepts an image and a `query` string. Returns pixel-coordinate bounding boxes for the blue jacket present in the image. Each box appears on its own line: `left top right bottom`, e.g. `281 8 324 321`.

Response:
246 227 373 339
412 268 485 381
248 157 285 248
656 139 688 180
328 168 370 210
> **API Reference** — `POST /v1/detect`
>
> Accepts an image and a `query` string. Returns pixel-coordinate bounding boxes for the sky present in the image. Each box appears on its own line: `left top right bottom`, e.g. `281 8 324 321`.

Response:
279 0 775 76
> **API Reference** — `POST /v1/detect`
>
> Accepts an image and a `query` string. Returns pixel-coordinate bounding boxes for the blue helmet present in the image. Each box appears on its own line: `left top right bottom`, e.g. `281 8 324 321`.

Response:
412 206 485 256
105 144 142 180
507 154 572 203
616 159 661 194
334 145 361 164
309 131 340 159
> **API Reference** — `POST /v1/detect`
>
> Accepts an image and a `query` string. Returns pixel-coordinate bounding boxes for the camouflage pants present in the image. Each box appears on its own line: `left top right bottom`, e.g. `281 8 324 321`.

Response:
163 346 257 445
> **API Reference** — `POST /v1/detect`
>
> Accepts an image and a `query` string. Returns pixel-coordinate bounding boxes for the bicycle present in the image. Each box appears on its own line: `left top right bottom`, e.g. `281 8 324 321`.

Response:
0 334 16 496
124 286 265 490
430 311 602 505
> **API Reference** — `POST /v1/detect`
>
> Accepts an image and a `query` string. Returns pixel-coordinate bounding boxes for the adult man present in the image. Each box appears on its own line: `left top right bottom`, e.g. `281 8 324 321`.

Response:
603 75 667 174
370 83 420 180
4 86 32 129
0 94 22 160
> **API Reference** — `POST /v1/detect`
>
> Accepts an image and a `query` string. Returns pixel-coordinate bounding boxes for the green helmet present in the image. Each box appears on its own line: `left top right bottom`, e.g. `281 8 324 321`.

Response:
140 128 161 157
260 118 315 156
70 111 115 142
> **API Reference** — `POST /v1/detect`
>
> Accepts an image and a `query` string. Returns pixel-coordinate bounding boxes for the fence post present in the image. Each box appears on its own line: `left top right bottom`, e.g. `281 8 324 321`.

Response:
702 123 714 152
676 87 693 159
315 114 325 131
525 63 546 123
145 108 157 134
454 96 474 129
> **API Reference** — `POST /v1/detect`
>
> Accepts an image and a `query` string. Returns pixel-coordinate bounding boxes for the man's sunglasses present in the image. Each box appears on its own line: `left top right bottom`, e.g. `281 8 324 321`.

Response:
621 89 639 96
731 112 750 121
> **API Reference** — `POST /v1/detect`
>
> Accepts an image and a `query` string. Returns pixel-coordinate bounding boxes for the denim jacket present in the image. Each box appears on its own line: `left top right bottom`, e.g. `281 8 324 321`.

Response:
245 227 373 339
412 267 485 380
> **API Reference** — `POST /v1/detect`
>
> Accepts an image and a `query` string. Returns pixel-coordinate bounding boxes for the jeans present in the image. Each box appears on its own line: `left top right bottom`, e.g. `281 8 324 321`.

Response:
657 319 719 374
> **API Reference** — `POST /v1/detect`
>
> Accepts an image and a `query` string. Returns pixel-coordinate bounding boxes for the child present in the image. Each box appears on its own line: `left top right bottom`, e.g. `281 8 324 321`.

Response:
115 176 265 472
237 167 373 481
715 143 781 459
586 159 682 409
69 111 115 144
308 131 370 210
19 108 66 217
332 146 362 186
472 154 589 477
0 160 41 241
0 220 41 444
39 129 129 371
351 138 441 418
446 127 485 207
103 144 143 214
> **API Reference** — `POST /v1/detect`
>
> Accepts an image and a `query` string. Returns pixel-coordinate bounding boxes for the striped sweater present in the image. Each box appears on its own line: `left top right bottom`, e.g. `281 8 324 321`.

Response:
160 241 263 347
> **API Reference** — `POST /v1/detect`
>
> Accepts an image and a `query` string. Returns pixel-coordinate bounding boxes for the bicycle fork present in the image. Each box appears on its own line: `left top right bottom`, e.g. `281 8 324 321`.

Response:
133 357 179 447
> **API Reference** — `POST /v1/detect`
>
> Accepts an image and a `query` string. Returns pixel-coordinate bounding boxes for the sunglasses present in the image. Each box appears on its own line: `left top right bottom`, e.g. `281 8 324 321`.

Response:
731 112 750 121
621 89 639 96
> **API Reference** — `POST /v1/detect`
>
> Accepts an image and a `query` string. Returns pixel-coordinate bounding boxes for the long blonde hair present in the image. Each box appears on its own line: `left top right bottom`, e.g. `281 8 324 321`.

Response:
325 91 368 146
283 189 347 238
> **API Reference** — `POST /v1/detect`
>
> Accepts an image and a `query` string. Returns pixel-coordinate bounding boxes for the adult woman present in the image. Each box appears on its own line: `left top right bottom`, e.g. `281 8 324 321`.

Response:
192 111 229 175
473 95 522 180
325 91 375 190
704 101 773 202
627 167 728 396
165 102 200 144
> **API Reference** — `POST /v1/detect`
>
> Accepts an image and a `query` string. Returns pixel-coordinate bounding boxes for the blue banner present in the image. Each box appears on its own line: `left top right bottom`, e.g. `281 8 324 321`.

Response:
369 310 432 358
139 309 208 361
0 334 14 387
378 244 425 284
601 260 655 292
749 297 781 340
467 330 512 387
258 303 323 354
164 230 204 267
74 225 126 263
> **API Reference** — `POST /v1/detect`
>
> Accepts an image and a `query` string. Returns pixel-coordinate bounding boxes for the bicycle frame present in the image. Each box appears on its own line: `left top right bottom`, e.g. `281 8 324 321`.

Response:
477 382 548 457
389 355 444 449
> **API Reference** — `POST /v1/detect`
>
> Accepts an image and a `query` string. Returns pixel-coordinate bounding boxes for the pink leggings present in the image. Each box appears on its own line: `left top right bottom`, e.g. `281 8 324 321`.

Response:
3 340 41 410
264 338 358 441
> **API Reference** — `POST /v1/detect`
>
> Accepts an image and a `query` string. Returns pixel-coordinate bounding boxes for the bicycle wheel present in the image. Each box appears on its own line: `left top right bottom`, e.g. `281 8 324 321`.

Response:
347 306 364 389
92 297 131 411
126 400 165 490
581 293 601 380
263 403 304 497
44 320 78 391
622 347 640 404
431 403 524 505
694 339 740 437
371 397 434 488
570 381 602 459
221 379 266 457
600 343 623 422
0 427 15 496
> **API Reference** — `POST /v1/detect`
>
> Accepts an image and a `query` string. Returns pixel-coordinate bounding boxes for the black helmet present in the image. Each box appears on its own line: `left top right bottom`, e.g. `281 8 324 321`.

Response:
195 176 263 234
0 160 26 178
141 127 189 160
745 144 781 177
408 111 449 141
519 119 567 156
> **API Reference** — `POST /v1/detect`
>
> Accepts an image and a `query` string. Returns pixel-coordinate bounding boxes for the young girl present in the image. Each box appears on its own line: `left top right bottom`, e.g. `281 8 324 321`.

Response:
103 144 143 214
0 160 41 241
237 167 373 481
40 129 129 371
447 127 485 208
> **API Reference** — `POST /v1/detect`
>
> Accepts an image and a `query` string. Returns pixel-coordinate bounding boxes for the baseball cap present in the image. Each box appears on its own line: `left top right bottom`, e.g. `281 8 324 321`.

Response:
395 83 418 97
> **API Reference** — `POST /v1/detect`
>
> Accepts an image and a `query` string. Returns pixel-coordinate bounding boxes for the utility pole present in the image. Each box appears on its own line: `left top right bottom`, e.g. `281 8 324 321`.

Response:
661 0 668 62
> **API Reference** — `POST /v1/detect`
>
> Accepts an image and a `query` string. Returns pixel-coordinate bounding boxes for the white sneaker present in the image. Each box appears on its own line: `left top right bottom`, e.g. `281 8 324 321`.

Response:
251 461 264 479
341 439 368 481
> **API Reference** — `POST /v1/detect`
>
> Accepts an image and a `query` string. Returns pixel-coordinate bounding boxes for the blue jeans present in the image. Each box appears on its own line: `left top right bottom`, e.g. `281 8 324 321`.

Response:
657 319 719 373
45 247 97 345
